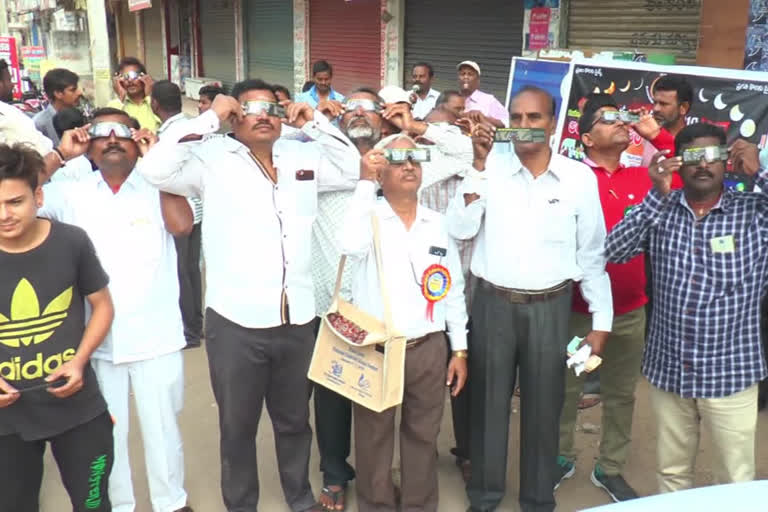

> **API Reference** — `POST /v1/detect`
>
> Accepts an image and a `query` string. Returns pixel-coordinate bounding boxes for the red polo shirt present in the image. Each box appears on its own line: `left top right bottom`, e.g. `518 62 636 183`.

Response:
573 159 682 316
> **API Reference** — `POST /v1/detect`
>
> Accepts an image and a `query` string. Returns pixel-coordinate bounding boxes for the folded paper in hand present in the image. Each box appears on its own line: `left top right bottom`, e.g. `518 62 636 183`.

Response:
566 336 603 376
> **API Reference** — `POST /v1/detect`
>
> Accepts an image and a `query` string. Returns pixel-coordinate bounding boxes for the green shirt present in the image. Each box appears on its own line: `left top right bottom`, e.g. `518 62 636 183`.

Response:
107 96 161 132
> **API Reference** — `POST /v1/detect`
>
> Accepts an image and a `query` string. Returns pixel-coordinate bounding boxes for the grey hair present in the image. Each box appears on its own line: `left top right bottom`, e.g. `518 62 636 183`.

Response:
373 133 419 150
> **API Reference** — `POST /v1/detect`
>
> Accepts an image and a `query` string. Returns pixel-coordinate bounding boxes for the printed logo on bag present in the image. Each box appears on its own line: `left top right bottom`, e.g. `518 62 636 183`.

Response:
0 279 76 382
358 374 370 390
331 360 343 377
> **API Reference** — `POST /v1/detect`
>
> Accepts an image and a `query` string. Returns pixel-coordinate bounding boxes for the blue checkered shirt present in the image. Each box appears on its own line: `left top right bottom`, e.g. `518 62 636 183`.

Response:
606 174 768 398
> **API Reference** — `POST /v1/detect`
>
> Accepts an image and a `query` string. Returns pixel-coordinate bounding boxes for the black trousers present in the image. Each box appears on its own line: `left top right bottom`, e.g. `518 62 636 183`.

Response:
467 281 572 512
205 308 316 512
312 318 355 487
174 223 203 344
0 411 114 512
450 318 472 460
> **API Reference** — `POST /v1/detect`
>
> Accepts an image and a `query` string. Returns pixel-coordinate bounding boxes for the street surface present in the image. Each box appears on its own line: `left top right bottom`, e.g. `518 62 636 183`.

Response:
39 346 768 511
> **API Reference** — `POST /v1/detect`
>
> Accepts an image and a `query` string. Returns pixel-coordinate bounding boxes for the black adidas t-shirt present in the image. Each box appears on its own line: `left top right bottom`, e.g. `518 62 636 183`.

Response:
0 220 109 440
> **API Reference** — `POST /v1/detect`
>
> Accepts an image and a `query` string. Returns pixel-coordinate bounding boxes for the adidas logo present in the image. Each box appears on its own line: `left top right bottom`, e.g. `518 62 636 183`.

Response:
0 279 73 349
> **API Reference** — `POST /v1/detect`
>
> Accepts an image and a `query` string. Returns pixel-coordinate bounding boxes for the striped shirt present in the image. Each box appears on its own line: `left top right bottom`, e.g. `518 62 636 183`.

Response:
605 176 768 398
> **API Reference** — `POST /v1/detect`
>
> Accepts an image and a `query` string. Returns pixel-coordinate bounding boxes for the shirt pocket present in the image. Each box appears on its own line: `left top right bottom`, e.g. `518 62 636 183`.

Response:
704 234 758 295
292 172 318 218
538 202 575 244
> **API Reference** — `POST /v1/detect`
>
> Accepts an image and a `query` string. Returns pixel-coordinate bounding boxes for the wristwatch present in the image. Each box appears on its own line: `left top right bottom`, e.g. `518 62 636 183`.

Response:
452 350 468 359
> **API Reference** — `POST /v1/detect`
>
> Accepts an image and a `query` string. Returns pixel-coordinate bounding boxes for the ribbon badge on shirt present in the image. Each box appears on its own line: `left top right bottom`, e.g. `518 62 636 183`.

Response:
422 264 451 322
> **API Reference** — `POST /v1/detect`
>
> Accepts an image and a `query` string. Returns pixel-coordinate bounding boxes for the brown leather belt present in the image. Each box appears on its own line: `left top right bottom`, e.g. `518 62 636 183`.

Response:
406 332 437 349
478 278 572 304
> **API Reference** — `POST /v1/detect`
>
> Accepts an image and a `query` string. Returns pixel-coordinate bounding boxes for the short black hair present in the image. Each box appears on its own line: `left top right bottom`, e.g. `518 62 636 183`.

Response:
0 143 43 191
273 85 291 100
578 93 618 136
42 68 79 99
312 60 332 76
0 59 7 75
412 62 434 77
53 107 87 139
435 90 462 107
91 107 140 130
675 122 727 156
199 85 225 103
510 85 557 117
151 80 182 113
655 75 694 107
117 57 147 75
231 78 276 102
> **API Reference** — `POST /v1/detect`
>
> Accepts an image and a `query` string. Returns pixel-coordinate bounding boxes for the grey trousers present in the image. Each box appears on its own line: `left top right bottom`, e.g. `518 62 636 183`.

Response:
467 280 572 512
174 223 203 344
205 308 315 512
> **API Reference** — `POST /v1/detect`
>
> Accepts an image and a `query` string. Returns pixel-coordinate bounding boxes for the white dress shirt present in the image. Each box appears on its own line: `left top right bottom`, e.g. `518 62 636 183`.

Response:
311 123 473 316
412 88 441 120
0 100 53 156
39 169 185 364
446 149 613 331
137 109 361 329
50 155 94 182
341 181 468 350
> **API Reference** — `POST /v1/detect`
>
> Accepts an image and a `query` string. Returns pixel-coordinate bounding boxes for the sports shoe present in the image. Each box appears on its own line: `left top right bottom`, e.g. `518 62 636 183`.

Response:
590 464 639 502
554 455 575 490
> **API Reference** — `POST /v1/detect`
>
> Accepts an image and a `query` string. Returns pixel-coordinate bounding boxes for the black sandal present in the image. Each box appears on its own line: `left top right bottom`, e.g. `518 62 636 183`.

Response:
318 485 347 511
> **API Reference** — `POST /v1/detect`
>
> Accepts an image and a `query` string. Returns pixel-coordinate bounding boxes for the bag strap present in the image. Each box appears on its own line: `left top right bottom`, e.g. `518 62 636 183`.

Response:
329 214 395 335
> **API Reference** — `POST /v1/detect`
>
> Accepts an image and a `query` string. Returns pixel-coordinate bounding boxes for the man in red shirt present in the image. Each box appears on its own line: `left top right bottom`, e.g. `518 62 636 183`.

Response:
631 76 693 161
556 94 681 502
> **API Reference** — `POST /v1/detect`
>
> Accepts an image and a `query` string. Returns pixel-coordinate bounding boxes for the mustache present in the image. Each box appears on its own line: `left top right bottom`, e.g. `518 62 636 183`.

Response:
102 145 126 154
251 120 273 130
693 169 714 179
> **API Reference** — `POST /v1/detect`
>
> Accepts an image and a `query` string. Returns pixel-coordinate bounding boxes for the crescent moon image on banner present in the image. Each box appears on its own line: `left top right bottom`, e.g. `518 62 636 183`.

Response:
730 105 745 122
619 81 631 92
633 78 644 91
714 93 728 110
740 119 756 138
604 82 616 94
647 75 664 103
698 89 710 103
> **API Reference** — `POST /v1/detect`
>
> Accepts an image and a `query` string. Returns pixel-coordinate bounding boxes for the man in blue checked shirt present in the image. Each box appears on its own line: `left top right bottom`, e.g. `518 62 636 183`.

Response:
605 122 767 494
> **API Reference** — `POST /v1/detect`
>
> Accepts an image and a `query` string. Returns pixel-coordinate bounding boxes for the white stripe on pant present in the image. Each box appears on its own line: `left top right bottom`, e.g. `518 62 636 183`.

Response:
649 382 758 493
92 351 187 512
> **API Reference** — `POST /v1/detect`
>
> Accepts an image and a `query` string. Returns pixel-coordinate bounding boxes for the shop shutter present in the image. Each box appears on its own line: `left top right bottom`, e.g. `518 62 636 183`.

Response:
245 0 294 90
567 0 702 65
200 0 237 91
403 0 524 103
309 0 381 95
143 4 165 79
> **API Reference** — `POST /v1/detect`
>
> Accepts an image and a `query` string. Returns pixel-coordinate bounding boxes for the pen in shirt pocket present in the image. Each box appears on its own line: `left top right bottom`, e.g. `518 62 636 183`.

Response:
608 189 618 199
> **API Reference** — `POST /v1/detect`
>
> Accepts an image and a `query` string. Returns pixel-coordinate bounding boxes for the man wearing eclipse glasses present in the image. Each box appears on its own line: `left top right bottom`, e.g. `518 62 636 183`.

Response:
38 107 195 512
308 87 473 511
137 79 361 512
107 57 160 133
606 123 767 495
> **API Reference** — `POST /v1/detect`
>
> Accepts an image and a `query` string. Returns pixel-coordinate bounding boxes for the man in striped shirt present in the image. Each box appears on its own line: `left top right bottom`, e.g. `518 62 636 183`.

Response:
605 122 767 493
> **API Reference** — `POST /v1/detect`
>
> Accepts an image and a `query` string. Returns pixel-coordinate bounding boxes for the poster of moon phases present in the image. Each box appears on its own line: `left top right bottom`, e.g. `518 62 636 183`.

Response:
556 60 768 191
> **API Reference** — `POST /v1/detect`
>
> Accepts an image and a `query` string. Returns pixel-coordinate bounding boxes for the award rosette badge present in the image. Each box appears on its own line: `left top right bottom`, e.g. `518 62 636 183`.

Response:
421 264 451 321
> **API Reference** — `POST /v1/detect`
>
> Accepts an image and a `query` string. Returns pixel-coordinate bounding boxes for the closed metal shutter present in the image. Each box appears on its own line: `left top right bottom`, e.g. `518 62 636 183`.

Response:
144 3 165 79
309 0 381 95
404 0 524 103
245 0 294 89
200 0 237 90
568 0 702 65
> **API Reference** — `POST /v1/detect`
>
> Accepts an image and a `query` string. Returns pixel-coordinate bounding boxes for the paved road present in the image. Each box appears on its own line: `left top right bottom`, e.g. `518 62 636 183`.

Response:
39 346 768 512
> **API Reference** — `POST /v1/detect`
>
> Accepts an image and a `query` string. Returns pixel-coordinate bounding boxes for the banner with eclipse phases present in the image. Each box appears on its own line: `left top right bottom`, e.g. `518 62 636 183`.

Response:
555 59 768 191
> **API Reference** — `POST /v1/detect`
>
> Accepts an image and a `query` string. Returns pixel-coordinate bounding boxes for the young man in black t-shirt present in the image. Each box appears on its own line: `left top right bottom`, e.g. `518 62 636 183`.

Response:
0 143 115 512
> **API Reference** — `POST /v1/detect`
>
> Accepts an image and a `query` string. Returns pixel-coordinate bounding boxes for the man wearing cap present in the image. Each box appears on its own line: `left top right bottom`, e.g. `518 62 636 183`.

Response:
457 61 508 128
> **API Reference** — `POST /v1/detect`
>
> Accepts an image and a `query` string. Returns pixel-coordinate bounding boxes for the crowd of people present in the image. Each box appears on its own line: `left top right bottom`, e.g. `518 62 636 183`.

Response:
0 51 766 512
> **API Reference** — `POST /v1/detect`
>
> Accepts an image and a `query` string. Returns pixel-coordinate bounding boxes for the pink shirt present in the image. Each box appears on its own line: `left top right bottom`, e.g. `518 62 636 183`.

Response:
465 89 509 126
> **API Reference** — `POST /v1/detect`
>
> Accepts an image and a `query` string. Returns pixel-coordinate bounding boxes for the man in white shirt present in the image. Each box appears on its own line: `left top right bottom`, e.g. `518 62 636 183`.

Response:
409 62 441 120
40 108 195 512
137 79 361 512
310 88 473 510
342 134 468 512
152 80 204 349
447 86 612 512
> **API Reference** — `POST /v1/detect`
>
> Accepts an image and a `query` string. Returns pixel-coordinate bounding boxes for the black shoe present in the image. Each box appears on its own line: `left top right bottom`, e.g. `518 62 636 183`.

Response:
591 465 638 502
554 455 575 491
